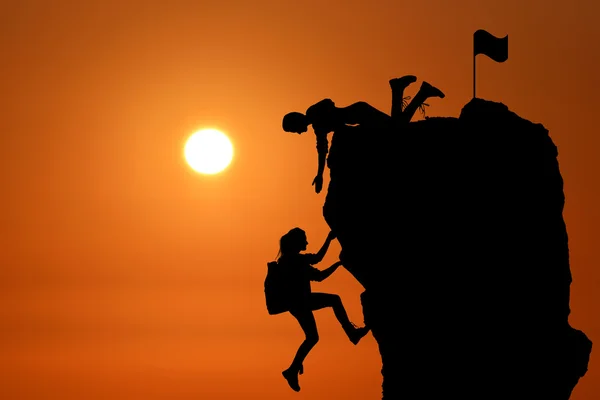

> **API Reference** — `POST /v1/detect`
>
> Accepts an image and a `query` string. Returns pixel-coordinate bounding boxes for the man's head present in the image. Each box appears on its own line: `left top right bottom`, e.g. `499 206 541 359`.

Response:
282 112 309 134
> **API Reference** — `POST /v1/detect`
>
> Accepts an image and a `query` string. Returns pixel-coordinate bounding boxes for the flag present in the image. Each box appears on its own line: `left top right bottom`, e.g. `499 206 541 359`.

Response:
474 29 508 62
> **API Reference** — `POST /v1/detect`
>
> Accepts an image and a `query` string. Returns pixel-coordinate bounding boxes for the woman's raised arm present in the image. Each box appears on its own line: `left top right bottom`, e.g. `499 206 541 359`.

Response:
305 231 337 265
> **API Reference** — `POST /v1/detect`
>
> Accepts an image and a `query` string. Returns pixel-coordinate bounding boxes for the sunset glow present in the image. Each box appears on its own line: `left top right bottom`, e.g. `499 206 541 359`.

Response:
2 1 599 399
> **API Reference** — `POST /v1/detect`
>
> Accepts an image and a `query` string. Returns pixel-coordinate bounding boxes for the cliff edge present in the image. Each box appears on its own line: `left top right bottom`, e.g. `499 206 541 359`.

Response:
323 98 592 399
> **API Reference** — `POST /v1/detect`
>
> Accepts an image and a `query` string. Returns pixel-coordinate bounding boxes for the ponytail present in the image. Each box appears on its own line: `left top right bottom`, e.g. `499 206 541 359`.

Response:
278 227 305 258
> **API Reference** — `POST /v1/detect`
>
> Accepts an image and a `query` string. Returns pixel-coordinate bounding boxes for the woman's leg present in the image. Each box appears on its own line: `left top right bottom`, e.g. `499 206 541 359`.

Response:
309 292 354 334
289 308 319 370
283 308 319 391
309 292 369 344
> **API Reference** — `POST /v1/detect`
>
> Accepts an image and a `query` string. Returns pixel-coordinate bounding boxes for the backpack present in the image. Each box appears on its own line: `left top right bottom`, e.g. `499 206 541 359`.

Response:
264 260 291 315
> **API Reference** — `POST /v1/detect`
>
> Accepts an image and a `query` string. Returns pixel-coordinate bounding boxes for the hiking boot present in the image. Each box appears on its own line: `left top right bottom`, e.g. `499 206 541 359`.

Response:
282 368 301 392
389 75 417 91
349 325 370 345
420 81 445 99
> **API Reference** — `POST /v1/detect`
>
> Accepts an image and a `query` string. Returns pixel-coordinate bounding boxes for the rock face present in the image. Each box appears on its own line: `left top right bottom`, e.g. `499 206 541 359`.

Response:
323 98 592 399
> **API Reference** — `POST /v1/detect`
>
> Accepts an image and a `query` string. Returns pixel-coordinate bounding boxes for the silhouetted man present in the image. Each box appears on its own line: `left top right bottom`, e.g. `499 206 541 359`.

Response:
282 77 445 193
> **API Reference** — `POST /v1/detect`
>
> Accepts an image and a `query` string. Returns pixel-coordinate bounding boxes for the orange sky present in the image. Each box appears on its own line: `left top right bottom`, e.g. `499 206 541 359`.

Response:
1 1 599 399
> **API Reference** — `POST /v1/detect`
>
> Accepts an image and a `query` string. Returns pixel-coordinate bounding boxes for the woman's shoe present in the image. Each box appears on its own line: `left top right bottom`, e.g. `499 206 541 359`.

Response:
282 368 301 392
349 326 370 345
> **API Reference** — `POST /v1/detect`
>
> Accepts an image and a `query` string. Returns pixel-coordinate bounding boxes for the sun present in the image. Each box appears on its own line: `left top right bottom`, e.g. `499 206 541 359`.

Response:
184 128 234 174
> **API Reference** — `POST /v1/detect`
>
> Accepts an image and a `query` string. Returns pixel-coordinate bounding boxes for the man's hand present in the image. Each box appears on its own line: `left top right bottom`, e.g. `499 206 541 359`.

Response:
312 175 323 193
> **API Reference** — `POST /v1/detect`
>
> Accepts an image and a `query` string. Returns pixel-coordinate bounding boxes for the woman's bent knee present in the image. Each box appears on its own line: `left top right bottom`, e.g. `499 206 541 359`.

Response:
306 333 319 345
330 294 341 304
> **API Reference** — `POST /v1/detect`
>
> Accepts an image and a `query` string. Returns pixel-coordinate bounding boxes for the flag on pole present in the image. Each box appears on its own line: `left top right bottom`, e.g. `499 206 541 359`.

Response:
474 29 508 62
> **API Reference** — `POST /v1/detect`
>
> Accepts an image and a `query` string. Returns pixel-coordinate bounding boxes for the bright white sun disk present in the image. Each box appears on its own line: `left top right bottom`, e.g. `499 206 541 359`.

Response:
184 129 233 174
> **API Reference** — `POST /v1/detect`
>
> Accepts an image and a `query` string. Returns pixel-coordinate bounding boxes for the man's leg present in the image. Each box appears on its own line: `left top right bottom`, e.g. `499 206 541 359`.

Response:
389 75 417 119
401 81 445 124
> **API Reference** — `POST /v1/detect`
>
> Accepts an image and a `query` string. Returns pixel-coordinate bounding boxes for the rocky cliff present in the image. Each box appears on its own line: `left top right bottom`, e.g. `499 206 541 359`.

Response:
323 98 592 399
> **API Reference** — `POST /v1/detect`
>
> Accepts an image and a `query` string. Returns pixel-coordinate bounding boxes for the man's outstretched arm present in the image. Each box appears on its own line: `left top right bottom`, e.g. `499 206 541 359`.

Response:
312 130 328 193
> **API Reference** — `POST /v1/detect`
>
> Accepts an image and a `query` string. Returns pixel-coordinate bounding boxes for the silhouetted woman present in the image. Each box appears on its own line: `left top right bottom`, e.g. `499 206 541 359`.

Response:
277 227 369 392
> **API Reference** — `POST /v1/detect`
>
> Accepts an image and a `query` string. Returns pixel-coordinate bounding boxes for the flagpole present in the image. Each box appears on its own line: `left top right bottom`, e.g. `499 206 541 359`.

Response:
473 53 476 99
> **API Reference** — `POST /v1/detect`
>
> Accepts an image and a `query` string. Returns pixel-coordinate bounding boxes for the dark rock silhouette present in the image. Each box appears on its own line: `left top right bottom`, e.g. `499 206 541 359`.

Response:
323 98 592 399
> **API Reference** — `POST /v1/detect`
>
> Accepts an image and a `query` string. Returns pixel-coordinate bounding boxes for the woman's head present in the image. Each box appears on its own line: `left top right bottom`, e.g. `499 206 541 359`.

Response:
279 227 308 256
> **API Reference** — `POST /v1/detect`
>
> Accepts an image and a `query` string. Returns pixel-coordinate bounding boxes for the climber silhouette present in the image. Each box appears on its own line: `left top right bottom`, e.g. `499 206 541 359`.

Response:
282 76 445 194
276 228 369 392
274 66 593 398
